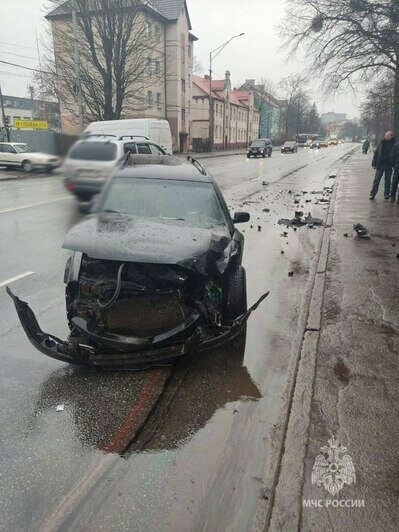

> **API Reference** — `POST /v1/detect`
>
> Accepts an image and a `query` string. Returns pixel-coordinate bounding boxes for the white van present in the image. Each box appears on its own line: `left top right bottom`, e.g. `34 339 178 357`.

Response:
84 119 173 154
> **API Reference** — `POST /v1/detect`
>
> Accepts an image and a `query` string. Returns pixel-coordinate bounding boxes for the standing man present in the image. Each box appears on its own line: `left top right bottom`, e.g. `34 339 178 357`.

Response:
370 130 395 200
363 138 370 154
390 139 399 202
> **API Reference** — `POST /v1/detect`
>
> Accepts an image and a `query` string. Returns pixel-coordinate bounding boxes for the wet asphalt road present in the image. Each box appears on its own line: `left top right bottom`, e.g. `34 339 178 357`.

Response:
0 145 358 531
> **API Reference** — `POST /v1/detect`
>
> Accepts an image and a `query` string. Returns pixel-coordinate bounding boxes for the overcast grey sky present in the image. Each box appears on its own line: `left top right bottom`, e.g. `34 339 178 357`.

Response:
1 0 361 117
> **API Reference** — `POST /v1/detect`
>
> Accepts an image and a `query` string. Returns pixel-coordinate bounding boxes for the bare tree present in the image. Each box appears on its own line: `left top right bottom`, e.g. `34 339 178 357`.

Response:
279 74 310 138
42 0 164 125
192 56 204 75
361 73 395 141
281 0 399 137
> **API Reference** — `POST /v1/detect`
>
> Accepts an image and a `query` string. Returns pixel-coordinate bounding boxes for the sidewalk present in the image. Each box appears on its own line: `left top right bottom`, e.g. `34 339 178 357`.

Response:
269 151 399 530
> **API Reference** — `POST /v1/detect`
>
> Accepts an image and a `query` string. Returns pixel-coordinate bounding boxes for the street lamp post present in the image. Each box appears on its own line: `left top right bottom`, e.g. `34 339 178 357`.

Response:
208 33 244 152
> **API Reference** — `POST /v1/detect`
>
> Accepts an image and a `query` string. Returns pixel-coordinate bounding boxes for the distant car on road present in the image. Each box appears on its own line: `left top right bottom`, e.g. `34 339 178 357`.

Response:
247 139 273 158
281 141 298 154
0 142 60 173
319 139 329 148
63 136 166 203
310 141 321 149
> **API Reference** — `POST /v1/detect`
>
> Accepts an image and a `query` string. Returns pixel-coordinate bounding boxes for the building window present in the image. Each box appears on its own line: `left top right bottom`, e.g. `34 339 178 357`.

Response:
147 58 152 75
147 91 153 108
181 45 185 64
146 22 152 37
156 93 161 108
181 79 186 93
155 61 161 76
181 108 186 122
155 26 161 43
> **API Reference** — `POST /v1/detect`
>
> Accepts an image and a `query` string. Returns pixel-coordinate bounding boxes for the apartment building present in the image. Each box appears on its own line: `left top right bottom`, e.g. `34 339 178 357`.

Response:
46 0 196 152
191 71 260 151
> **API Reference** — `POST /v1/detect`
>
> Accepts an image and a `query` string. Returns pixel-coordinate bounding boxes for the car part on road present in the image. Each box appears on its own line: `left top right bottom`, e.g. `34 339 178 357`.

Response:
278 212 323 228
353 223 370 238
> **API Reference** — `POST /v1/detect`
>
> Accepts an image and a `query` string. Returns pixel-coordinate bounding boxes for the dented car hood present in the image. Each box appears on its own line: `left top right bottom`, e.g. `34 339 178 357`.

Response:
62 213 234 274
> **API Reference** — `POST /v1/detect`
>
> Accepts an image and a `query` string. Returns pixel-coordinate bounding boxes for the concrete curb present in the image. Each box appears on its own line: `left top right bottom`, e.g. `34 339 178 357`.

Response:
266 166 342 531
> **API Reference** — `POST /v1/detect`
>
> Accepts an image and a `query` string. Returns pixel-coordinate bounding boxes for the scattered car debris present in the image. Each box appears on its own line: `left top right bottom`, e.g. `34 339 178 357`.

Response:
262 208 270 213
353 223 370 238
262 181 268 186
294 199 300 204
281 251 285 255
258 226 262 231
396 253 399 259
288 271 294 277
278 212 323 228
281 232 288 237
56 404 65 412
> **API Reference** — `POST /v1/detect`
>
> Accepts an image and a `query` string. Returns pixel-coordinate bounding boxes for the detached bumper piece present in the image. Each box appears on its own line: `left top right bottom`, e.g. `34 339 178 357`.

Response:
7 287 269 369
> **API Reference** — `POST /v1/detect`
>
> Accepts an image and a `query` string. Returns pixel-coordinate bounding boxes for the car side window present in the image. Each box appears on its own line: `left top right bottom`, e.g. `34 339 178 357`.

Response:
123 142 137 155
136 143 152 155
0 145 3 153
3 145 16 153
149 144 165 155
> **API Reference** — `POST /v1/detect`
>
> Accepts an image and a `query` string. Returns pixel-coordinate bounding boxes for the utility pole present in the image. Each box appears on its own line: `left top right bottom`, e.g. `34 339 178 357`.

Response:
208 33 244 152
72 1 84 132
0 84 10 142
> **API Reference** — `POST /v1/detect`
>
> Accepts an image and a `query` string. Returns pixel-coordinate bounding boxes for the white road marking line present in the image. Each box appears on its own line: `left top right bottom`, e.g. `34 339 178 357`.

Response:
0 271 34 288
0 196 72 215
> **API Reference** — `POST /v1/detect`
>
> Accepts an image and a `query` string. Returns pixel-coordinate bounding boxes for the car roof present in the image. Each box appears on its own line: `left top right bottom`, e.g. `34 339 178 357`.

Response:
113 155 213 183
0 142 28 145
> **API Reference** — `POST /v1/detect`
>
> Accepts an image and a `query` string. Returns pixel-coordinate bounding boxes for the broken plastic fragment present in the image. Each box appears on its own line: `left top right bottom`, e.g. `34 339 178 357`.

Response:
353 223 370 238
56 404 65 412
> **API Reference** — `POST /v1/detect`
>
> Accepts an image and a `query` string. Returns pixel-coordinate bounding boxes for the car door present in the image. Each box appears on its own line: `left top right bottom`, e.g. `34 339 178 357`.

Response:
1 144 19 166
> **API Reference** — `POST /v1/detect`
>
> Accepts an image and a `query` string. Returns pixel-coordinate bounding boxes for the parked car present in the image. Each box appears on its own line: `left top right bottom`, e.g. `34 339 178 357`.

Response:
281 141 298 154
310 141 321 149
7 155 270 369
319 139 329 147
84 118 173 154
247 139 273 158
0 142 60 173
62 137 166 202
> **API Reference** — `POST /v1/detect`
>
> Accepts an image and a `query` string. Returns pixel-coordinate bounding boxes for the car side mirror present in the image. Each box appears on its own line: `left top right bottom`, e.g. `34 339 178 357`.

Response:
233 211 250 224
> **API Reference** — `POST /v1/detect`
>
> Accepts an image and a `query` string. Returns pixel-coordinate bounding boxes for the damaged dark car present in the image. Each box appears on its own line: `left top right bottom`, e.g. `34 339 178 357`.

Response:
8 155 268 369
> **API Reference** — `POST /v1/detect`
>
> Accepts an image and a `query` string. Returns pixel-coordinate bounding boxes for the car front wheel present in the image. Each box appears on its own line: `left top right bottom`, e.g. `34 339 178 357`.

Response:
22 160 33 173
223 264 247 322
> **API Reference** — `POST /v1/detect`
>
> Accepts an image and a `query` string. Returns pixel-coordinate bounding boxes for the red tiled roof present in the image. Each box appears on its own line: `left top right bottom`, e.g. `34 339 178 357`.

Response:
211 79 225 91
230 90 249 108
192 75 224 101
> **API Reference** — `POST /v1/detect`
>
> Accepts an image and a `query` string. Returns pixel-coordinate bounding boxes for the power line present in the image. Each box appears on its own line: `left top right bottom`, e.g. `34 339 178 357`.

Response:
0 59 50 75
0 51 37 60
0 41 36 50
0 70 31 78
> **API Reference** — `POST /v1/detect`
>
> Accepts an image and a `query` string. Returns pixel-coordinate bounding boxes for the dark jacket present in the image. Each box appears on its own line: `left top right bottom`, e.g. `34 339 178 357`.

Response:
372 138 396 169
391 141 399 167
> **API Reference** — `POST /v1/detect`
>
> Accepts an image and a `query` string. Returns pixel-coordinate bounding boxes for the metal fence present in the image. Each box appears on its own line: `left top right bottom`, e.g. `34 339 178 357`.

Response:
7 130 57 154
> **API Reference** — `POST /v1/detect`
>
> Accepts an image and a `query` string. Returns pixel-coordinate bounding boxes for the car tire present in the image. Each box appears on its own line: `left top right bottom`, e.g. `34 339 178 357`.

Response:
22 160 33 173
247 155 251 159
223 264 247 322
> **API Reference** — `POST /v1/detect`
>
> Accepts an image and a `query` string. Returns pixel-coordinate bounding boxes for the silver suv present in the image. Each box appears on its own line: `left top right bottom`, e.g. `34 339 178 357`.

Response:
62 136 166 202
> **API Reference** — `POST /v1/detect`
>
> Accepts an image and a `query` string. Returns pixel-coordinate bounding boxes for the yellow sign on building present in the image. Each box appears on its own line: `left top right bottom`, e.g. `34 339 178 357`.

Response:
13 119 48 130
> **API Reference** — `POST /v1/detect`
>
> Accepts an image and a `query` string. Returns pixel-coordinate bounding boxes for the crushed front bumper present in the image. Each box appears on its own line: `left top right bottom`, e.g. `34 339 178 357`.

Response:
7 287 269 370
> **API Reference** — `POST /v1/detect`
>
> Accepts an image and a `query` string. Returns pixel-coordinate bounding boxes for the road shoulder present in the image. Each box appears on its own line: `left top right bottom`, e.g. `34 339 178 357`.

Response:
268 151 399 530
